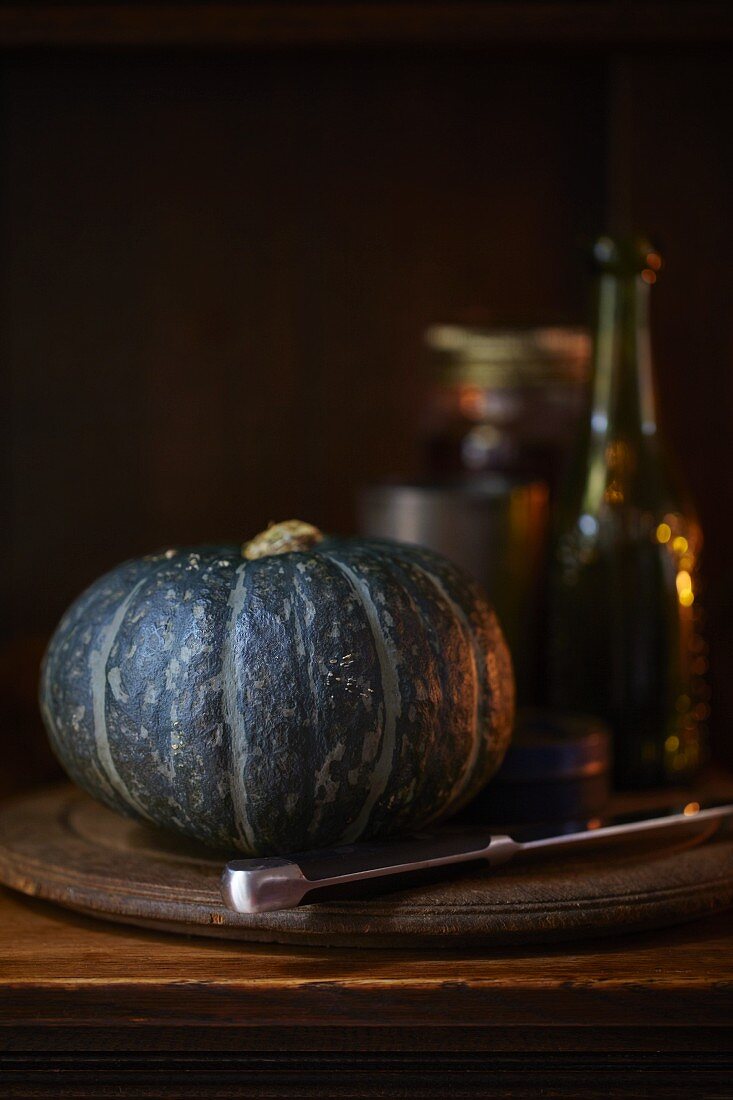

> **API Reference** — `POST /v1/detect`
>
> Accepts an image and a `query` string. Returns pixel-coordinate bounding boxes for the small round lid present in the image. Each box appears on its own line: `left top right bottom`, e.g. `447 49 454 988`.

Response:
495 710 612 784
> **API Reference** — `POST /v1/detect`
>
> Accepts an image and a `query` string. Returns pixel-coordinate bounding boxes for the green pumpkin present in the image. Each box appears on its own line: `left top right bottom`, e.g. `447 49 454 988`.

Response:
40 521 514 854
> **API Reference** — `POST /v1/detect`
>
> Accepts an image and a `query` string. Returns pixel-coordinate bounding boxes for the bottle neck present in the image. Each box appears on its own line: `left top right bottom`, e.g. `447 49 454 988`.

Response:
576 270 660 517
590 270 657 446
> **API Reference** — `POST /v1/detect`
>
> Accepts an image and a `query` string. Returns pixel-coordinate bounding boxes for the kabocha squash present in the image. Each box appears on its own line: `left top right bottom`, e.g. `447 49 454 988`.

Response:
40 521 514 854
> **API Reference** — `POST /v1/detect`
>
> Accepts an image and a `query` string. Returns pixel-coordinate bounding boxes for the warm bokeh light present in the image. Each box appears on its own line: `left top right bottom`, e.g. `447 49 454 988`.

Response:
672 536 688 554
656 522 671 543
458 384 487 420
641 268 657 285
683 802 701 817
676 569 694 606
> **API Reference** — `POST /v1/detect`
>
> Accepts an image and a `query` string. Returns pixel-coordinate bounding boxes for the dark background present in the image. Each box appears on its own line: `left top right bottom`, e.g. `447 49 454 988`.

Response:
1 4 732 792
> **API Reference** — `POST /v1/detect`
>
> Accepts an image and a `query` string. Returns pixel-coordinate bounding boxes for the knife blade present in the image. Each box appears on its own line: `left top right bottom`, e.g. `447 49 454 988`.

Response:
220 799 733 915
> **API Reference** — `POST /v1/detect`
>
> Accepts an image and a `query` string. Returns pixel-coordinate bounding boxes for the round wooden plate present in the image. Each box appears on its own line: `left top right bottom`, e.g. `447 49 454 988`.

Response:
0 785 731 948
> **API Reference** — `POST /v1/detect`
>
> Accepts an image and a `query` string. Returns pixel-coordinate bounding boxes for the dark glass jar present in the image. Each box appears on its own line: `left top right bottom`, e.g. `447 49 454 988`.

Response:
423 325 590 498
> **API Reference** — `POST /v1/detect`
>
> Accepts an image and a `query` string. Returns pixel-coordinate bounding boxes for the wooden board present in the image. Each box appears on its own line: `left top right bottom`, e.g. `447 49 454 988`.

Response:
0 785 731 949
1 4 732 47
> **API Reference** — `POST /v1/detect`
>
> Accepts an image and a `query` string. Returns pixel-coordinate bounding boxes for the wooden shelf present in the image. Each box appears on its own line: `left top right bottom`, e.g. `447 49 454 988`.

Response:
0 3 732 49
0 883 731 1095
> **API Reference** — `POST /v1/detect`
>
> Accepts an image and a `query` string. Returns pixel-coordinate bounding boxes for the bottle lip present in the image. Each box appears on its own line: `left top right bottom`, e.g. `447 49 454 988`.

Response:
592 235 662 277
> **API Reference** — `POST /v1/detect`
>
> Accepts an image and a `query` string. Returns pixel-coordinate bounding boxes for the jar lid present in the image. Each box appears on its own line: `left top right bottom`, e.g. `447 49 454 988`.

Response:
425 324 590 388
494 710 612 784
361 474 545 504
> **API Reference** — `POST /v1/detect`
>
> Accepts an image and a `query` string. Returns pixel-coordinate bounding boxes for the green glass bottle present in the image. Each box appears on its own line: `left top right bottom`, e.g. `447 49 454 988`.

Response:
547 237 707 788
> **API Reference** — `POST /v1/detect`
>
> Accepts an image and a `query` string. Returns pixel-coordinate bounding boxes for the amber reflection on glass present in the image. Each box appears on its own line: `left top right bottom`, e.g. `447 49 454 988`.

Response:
458 383 488 421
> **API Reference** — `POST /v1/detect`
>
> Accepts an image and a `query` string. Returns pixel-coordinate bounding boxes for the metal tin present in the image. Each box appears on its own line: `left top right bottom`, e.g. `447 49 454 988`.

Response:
458 711 613 825
358 477 548 703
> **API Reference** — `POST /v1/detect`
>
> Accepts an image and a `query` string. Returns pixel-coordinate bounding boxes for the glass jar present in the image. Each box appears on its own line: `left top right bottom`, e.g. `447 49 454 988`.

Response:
423 325 590 499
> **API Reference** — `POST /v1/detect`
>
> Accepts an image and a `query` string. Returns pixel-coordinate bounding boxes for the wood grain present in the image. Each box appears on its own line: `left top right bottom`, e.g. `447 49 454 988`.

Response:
0 877 731 1032
0 785 732 951
2 829 731 1095
1 50 603 632
2 878 733 1028
1 29 732 802
0 4 731 47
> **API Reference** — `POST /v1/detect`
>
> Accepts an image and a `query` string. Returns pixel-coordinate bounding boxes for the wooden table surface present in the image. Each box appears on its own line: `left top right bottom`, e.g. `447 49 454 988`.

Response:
0 878 731 1098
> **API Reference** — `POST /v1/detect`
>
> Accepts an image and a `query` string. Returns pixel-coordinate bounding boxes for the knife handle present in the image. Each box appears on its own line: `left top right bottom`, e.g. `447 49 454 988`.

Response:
221 831 520 914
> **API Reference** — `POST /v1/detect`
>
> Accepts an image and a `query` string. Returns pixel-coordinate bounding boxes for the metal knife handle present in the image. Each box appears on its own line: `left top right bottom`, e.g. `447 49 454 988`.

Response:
221 831 520 914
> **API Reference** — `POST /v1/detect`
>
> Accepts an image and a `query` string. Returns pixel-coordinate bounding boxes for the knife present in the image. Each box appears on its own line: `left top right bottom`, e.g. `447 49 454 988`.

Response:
220 799 733 915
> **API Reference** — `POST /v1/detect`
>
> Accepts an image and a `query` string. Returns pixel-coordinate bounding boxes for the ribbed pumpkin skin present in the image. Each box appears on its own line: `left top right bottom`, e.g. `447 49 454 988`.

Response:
40 538 514 854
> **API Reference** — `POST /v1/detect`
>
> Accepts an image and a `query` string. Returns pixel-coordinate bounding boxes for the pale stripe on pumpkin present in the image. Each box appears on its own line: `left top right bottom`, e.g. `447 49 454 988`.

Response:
324 553 402 844
222 561 257 853
89 578 153 821
411 563 482 819
291 569 331 839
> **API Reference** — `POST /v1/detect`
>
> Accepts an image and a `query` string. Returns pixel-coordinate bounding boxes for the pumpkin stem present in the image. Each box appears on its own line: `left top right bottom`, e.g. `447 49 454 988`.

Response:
242 520 324 560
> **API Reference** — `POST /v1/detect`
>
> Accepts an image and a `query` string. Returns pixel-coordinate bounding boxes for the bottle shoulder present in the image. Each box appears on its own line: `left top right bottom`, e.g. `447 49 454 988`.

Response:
556 429 697 527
